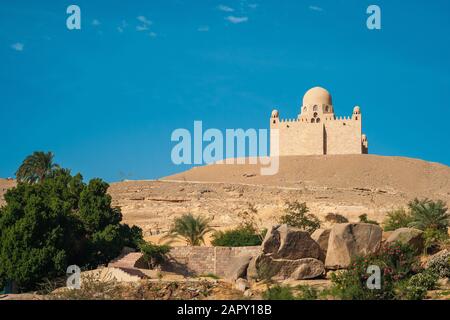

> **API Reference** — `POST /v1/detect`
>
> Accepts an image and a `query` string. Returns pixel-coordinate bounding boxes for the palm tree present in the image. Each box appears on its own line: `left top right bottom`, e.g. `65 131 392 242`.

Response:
163 213 214 246
15 151 60 184
407 198 449 232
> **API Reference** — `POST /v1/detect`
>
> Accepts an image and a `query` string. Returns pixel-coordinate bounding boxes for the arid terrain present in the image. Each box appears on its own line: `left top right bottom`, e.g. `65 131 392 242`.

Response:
2 155 450 243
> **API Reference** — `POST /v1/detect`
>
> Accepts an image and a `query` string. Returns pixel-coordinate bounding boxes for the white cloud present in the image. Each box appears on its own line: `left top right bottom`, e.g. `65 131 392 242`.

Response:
218 4 234 12
308 5 323 12
137 16 152 25
248 3 259 9
136 25 149 31
92 19 101 26
117 27 124 33
11 43 24 51
198 26 210 32
225 16 248 24
149 32 157 38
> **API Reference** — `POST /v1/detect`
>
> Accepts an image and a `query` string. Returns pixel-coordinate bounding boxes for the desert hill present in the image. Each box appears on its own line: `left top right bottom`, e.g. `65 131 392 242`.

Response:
1 155 449 242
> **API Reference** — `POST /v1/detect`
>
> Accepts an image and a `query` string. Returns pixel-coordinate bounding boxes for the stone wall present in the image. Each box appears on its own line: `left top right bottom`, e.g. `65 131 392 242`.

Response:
162 246 261 276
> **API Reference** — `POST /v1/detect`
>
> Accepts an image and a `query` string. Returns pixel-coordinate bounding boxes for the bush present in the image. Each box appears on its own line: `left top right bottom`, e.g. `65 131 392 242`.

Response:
211 227 266 247
278 201 320 233
423 228 448 253
262 285 295 300
408 271 438 290
426 250 450 278
383 208 413 231
394 279 428 300
139 242 171 269
295 285 319 300
327 242 421 300
0 167 143 291
408 198 449 233
358 214 379 225
325 213 348 224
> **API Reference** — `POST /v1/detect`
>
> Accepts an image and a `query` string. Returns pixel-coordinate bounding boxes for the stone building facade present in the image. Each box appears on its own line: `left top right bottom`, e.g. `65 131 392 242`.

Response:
270 87 368 156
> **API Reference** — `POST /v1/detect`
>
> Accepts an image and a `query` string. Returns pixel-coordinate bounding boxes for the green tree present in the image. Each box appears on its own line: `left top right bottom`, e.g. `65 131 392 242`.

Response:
0 165 143 291
278 201 320 233
15 151 60 184
164 213 213 246
407 198 449 233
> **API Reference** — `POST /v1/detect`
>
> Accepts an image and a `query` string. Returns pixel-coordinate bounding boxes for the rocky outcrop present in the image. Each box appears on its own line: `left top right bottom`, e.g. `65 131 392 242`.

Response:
385 228 424 253
224 255 253 281
247 224 324 280
325 223 382 269
249 254 324 281
311 229 331 262
262 224 321 260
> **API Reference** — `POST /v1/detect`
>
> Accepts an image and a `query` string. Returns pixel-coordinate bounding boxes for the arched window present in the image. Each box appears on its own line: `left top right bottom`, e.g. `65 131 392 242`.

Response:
311 118 315 123
313 112 318 118
316 118 321 123
325 105 329 112
303 106 307 112
313 105 318 111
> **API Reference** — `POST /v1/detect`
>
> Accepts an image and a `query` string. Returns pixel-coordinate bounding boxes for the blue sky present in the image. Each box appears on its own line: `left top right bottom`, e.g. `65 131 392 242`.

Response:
1 0 449 182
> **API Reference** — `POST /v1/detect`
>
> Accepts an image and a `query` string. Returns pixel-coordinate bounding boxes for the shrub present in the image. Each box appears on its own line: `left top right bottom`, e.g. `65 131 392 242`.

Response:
325 213 348 224
163 213 213 246
407 271 438 290
295 285 319 300
426 250 450 278
383 208 413 231
358 214 379 225
139 242 171 269
408 198 449 233
278 201 320 233
394 279 428 300
327 242 421 300
0 165 143 291
263 285 295 300
423 228 448 253
211 227 266 247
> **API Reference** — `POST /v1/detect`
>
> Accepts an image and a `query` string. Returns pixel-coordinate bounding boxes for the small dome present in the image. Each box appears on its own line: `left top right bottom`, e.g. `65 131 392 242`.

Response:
303 87 332 106
353 106 361 114
271 109 279 118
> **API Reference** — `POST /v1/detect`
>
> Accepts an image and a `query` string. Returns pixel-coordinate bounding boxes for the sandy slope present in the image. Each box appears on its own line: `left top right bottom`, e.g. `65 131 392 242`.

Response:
1 155 449 242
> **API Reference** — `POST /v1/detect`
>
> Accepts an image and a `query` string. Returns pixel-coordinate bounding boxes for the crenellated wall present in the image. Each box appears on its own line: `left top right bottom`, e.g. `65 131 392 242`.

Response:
270 114 364 156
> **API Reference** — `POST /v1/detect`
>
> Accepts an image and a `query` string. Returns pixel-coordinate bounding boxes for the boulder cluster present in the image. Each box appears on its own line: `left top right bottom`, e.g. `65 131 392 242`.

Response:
225 223 426 284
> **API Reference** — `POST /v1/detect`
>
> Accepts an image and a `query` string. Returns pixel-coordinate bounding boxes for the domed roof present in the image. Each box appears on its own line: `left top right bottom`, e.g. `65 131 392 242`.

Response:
271 109 279 118
353 106 361 114
303 87 332 106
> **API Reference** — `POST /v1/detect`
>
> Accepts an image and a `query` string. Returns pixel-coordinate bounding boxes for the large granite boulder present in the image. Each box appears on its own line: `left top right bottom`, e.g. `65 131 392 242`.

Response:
385 228 424 253
224 255 253 281
262 224 321 260
325 223 382 269
250 254 324 280
311 229 331 262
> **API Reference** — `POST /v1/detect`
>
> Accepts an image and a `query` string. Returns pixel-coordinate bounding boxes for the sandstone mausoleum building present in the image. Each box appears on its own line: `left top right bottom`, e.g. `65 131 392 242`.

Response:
270 87 369 156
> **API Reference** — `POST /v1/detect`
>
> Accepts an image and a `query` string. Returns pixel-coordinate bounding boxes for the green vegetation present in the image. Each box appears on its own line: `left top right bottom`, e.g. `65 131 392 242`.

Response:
278 201 320 233
163 213 213 246
262 284 319 300
0 152 143 291
408 198 449 232
15 151 60 184
383 199 449 251
382 208 414 231
262 285 295 300
212 202 266 247
211 227 266 247
358 214 379 225
326 242 428 300
426 250 450 278
139 242 171 269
